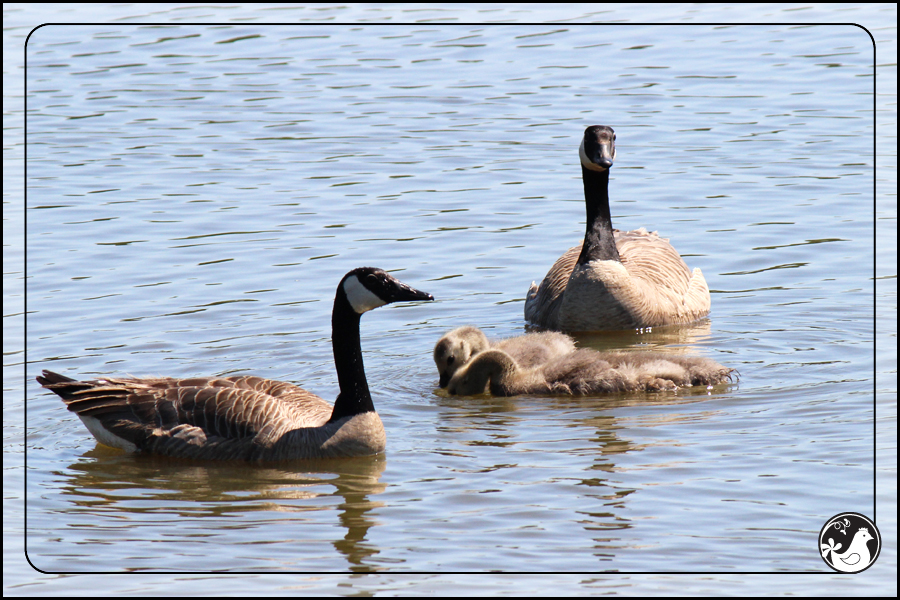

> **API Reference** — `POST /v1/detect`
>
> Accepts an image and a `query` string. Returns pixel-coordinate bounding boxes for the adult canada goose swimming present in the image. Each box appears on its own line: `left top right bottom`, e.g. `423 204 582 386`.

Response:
433 326 575 387
446 347 734 397
37 267 434 461
524 125 711 331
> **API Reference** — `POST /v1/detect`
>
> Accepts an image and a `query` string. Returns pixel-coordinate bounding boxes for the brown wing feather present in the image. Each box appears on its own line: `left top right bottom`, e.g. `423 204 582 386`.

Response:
525 228 710 330
524 244 580 327
37 371 334 457
615 228 692 291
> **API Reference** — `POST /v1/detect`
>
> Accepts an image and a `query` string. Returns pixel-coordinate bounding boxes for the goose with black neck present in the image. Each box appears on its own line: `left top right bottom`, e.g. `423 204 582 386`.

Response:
37 267 434 461
525 125 711 332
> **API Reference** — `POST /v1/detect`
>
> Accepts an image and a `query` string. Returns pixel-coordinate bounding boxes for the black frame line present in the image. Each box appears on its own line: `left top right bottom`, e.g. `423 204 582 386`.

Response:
22 20 878 577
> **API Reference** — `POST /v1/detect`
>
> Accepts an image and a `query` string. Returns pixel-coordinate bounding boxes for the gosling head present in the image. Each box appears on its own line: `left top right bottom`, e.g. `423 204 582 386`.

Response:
579 125 616 173
433 326 488 388
446 349 516 396
340 267 434 315
447 367 490 396
447 370 479 396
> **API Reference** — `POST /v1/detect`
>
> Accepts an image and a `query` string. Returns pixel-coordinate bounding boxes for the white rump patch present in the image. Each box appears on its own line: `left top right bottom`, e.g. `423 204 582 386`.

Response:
79 415 138 452
344 275 387 314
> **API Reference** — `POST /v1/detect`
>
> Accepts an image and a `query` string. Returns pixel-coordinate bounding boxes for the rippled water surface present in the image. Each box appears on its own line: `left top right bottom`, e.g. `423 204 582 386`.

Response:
6 4 896 596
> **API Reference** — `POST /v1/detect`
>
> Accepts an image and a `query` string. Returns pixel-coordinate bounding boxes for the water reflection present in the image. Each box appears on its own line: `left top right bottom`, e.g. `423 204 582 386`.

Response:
558 319 718 354
57 449 387 571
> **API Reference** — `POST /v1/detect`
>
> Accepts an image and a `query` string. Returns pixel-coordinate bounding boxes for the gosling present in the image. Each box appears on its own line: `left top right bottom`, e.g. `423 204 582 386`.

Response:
433 326 576 387
446 348 735 396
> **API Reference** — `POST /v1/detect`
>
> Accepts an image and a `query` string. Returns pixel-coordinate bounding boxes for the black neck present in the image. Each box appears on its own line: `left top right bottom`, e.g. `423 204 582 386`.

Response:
328 293 374 422
576 165 620 265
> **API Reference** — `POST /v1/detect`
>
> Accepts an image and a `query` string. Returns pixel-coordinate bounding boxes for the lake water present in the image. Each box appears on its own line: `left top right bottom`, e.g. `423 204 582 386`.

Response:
5 4 897 596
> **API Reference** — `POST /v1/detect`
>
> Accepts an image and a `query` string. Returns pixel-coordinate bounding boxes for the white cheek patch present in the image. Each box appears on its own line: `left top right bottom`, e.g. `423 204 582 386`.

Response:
579 138 613 172
343 276 387 314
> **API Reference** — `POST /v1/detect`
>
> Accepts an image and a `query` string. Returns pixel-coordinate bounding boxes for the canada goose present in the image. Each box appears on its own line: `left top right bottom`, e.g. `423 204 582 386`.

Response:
446 347 734 396
433 326 575 387
36 267 434 461
524 125 711 331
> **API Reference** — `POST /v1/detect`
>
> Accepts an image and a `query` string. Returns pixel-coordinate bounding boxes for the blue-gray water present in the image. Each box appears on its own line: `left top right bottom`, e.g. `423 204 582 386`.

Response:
5 4 896 596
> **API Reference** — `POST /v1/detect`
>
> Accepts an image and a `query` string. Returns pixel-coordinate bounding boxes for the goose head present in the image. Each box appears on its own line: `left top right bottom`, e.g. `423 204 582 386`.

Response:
579 125 616 173
329 267 433 424
340 267 434 314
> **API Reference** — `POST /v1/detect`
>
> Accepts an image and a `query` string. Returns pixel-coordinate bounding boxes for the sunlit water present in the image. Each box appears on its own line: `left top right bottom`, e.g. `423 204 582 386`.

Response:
5 4 896 596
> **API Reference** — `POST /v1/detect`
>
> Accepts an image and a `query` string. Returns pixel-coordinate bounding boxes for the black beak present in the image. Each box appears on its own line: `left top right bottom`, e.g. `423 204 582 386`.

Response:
384 275 434 304
593 151 614 169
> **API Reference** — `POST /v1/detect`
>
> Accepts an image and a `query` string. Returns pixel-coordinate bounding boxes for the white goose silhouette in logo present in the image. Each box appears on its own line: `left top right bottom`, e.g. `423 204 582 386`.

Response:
821 527 874 572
